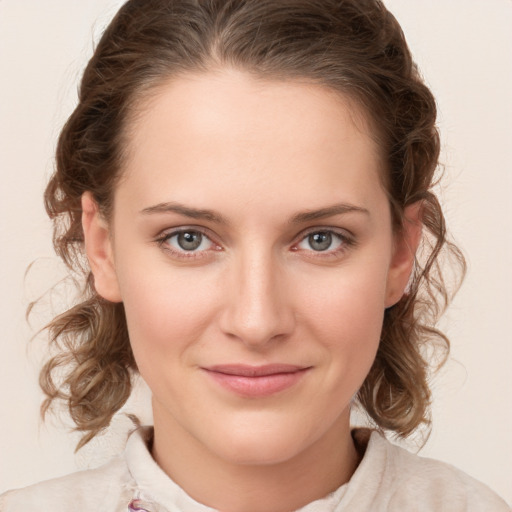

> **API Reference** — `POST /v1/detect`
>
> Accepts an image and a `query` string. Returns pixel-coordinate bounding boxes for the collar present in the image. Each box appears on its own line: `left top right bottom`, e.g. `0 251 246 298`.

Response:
124 426 385 512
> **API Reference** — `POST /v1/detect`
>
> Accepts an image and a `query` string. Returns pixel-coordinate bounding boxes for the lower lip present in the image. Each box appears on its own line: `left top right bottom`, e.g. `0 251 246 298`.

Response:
203 369 309 398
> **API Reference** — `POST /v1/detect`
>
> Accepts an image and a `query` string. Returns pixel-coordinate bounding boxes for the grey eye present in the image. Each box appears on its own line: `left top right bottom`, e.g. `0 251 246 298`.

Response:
161 229 217 256
177 231 203 251
308 232 333 251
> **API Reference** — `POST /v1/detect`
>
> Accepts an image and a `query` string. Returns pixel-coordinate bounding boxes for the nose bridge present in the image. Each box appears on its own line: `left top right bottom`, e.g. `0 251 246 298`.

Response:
221 242 294 347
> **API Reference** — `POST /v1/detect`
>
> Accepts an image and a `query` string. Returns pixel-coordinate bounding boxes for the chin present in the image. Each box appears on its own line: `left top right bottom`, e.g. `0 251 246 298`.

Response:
205 414 320 466
218 435 305 466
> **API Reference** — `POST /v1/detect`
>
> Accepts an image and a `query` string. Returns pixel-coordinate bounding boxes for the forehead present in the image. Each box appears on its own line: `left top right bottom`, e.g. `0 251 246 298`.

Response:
117 69 386 216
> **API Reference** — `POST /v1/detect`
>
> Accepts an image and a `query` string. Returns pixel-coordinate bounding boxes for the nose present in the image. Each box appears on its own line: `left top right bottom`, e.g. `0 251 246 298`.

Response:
218 248 295 349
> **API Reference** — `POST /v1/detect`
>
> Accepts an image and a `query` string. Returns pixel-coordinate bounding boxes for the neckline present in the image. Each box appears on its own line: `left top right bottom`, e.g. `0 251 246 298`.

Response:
124 426 386 512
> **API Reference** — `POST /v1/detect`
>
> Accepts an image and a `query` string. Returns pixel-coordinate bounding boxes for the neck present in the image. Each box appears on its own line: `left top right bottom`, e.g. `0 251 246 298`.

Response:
151 405 360 512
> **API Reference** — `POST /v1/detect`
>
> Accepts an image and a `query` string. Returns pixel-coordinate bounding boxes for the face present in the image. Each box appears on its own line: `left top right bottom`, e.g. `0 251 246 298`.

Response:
84 69 417 469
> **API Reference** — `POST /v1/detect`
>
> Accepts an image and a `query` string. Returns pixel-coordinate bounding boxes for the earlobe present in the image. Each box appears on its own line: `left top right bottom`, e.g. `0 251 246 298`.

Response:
81 192 122 303
384 201 423 308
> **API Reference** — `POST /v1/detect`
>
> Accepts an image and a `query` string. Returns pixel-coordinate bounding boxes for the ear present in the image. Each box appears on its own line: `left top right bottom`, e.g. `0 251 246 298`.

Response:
384 201 423 308
81 192 122 302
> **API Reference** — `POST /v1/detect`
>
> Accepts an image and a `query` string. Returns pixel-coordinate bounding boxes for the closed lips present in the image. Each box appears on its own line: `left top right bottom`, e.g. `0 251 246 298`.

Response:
204 364 310 377
202 364 311 398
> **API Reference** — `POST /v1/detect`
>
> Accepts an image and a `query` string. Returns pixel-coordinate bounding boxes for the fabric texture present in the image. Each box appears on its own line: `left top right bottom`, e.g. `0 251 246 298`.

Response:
1 427 509 511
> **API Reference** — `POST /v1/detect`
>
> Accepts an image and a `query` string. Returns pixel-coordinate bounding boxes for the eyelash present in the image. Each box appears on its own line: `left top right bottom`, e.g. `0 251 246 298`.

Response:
292 228 355 258
155 227 355 260
155 228 221 260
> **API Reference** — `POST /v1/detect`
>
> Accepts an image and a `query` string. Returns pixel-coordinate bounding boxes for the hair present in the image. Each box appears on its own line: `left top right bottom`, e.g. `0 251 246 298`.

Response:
40 0 465 449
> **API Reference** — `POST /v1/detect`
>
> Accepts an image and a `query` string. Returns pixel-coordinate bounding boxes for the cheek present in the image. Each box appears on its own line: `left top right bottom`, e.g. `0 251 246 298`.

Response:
115 257 221 366
303 263 388 335
298 263 388 377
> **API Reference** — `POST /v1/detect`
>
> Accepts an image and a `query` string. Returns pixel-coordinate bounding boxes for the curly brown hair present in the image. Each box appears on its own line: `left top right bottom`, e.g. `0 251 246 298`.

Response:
40 0 465 449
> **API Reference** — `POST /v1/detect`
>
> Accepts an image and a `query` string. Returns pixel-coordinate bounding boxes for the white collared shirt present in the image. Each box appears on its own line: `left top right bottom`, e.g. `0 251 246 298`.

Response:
1 427 509 511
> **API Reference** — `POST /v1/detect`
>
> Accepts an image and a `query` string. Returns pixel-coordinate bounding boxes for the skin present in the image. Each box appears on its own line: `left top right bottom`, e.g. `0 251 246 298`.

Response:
82 69 421 512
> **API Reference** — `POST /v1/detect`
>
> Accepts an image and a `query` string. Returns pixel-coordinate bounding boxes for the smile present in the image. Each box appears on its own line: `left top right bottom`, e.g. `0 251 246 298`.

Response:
201 364 311 398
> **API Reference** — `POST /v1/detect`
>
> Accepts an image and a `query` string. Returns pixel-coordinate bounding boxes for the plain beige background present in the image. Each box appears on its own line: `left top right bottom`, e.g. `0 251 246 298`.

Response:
1 0 511 504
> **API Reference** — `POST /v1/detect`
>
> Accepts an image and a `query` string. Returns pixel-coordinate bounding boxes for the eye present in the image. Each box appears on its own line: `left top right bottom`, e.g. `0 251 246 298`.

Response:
160 229 216 254
296 230 347 252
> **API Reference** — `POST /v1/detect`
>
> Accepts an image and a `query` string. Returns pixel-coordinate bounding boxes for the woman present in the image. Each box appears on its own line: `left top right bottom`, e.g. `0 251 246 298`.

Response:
1 0 509 510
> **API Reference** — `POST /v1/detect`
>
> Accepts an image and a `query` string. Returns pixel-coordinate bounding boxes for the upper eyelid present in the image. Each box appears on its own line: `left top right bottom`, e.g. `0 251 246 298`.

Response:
294 226 353 242
157 225 215 240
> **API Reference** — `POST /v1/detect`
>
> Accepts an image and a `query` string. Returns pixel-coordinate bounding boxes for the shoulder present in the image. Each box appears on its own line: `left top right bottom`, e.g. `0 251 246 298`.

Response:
0 456 134 512
350 429 510 511
385 441 509 510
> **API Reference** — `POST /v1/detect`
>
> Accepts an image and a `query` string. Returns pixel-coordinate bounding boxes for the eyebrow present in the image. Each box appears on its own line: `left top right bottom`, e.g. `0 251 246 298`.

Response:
140 202 228 224
290 203 370 224
140 201 369 225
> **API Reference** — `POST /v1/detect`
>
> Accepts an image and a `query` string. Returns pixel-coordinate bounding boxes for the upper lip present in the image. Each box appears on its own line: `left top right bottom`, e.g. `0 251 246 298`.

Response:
204 364 310 377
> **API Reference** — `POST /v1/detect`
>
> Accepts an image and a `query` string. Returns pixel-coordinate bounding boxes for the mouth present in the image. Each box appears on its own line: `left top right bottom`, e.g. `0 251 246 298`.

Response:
201 364 311 397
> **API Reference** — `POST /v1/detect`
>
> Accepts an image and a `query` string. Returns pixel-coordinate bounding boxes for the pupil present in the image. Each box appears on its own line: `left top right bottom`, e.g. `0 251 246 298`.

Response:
178 231 202 250
309 232 332 251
